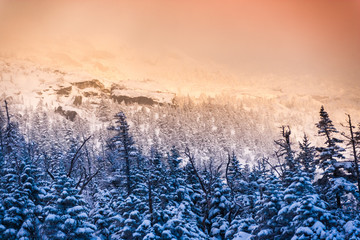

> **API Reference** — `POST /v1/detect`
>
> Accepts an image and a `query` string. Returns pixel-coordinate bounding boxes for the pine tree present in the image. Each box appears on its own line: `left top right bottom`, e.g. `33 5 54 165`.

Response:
41 174 96 240
15 162 45 240
1 160 28 240
343 220 360 239
0 102 6 165
91 190 119 240
252 174 283 240
112 152 150 240
158 147 206 240
208 177 231 239
113 194 145 240
0 202 4 239
277 171 340 239
107 112 138 196
226 153 257 220
0 108 45 240
341 114 360 194
315 106 349 209
225 155 258 239
128 150 164 240
297 133 316 180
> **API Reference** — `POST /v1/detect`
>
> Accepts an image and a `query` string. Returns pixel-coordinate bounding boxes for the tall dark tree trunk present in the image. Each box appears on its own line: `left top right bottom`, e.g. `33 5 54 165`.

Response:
123 130 132 196
334 168 342 209
148 179 153 226
346 114 360 193
336 193 341 209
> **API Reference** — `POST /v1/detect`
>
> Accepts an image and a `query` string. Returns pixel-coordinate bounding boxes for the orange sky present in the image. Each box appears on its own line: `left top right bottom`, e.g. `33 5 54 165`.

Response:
0 0 359 79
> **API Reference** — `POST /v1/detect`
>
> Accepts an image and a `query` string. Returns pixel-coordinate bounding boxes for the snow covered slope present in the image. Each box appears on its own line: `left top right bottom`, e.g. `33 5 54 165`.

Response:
1 42 360 162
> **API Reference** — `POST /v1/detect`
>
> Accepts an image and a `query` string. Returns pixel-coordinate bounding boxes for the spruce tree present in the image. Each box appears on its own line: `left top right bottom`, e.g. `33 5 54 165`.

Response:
297 134 316 180
0 110 45 240
315 106 349 209
158 147 206 240
91 190 119 240
277 171 340 239
226 153 257 219
107 112 137 196
208 177 231 239
252 174 283 240
41 174 96 240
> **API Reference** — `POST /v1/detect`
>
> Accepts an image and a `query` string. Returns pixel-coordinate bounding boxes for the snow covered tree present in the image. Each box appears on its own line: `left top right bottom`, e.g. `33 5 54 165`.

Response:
343 220 360 239
0 105 46 240
274 125 296 177
1 163 26 239
155 147 206 240
91 189 121 240
226 153 258 220
252 174 283 240
110 151 152 240
297 133 316 180
0 102 7 165
41 174 96 240
277 172 341 240
315 106 349 209
1 160 35 240
341 114 360 194
225 154 258 239
184 147 211 233
112 194 145 240
107 111 138 196
96 99 113 122
0 203 4 239
208 177 231 239
128 146 207 240
30 101 52 154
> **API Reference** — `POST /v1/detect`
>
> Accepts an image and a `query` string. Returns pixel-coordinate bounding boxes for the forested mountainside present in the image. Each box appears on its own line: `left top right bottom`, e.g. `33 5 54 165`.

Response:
2 58 360 163
1 101 360 239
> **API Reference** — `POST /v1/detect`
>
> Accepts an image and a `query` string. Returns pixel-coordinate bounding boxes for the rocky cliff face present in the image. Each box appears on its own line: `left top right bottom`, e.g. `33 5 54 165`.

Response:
0 59 175 121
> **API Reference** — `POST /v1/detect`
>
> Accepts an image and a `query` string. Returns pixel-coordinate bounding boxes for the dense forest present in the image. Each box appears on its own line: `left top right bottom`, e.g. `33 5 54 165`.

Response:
1 101 360 240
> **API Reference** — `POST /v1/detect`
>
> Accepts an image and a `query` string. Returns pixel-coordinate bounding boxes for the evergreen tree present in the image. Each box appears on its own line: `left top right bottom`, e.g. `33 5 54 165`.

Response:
113 194 145 240
132 147 206 240
1 160 28 240
225 155 258 239
112 152 150 240
226 153 257 220
277 172 340 239
208 177 231 239
315 106 349 209
107 112 138 196
0 202 4 239
158 147 206 240
0 110 45 240
41 174 96 240
297 133 316 180
0 103 6 165
252 174 283 240
343 220 360 239
91 190 119 240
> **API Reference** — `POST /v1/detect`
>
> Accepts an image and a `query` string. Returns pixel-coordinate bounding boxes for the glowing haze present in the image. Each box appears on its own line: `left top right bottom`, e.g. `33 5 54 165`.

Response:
0 0 360 95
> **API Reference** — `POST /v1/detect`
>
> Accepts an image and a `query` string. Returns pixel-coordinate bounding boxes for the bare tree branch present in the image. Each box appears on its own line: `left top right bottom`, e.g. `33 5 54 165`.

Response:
264 156 283 178
4 100 10 126
185 147 208 195
185 147 210 231
47 169 55 181
79 167 102 194
67 136 91 177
